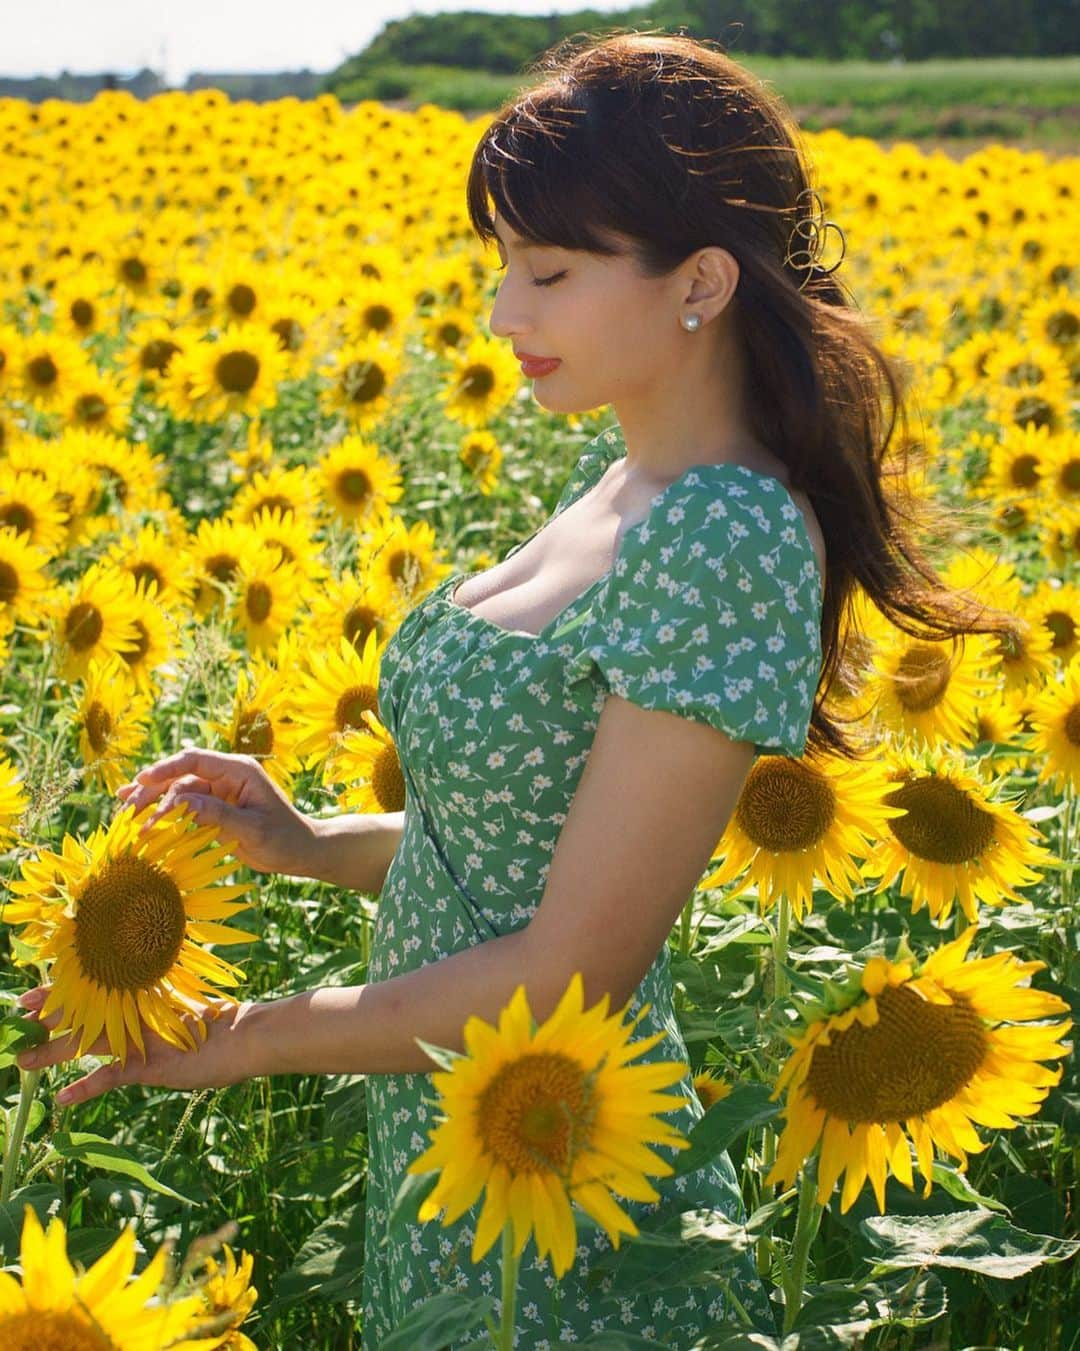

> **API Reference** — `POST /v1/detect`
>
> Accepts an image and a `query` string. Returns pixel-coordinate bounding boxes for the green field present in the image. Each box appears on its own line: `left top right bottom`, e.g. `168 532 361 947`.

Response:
339 55 1079 152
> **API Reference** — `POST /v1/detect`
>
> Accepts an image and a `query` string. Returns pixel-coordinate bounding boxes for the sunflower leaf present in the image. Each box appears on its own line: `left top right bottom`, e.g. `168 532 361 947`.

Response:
51 1131 194 1204
412 1035 460 1072
861 1209 1080 1279
673 1083 780 1176
386 1168 439 1238
0 1013 49 1068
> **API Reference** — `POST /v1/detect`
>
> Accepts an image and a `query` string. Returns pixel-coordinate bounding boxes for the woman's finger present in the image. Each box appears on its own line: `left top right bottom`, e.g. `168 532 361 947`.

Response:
16 986 48 1010
17 1028 87 1070
56 1059 132 1108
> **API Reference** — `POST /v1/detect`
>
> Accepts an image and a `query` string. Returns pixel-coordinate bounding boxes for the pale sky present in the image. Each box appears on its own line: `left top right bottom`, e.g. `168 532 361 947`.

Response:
4 0 642 85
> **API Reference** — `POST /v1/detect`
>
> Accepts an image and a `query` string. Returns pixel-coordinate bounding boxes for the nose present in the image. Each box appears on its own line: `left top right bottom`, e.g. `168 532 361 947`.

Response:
487 276 532 341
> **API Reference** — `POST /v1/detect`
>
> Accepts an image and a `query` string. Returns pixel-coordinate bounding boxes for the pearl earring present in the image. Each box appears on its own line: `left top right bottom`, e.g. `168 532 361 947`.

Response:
681 312 702 332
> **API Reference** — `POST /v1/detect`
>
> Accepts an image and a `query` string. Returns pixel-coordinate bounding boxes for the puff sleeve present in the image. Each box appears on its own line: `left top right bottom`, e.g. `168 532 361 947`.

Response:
562 465 824 757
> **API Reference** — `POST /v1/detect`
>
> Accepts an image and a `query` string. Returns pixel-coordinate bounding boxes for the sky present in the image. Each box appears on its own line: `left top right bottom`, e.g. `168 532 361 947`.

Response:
5 0 642 85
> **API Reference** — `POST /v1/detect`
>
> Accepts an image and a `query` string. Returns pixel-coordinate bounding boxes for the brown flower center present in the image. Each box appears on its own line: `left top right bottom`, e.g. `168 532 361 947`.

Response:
85 700 113 753
733 757 836 852
884 775 996 863
893 644 952 712
235 708 274 758
340 360 386 405
65 601 103 652
478 1052 594 1175
805 983 988 1122
0 1310 112 1351
75 854 187 992
461 363 494 399
215 350 260 395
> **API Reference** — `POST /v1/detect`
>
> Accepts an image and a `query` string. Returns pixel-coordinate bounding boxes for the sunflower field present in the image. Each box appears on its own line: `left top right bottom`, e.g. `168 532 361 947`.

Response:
0 86 1077 1349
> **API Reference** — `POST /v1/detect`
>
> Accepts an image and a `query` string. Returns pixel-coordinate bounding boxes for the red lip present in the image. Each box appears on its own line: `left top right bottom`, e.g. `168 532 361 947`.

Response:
515 352 559 362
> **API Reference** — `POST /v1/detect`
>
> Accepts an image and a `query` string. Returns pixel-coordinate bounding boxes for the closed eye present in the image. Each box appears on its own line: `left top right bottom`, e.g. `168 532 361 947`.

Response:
493 262 567 288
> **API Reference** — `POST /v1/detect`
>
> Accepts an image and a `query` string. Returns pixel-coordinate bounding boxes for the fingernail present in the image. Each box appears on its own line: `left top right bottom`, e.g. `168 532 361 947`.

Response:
17 1053 37 1069
56 1088 73 1105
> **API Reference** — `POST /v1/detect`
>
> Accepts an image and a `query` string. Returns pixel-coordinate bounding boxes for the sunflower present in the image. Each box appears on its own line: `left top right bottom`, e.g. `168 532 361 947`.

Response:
1022 284 1080 358
1043 428 1080 501
691 1069 732 1112
229 461 322 530
1026 578 1080 670
340 276 410 346
459 428 503 495
767 927 1072 1213
357 512 451 606
111 579 184 695
0 524 54 635
71 654 154 795
421 303 478 359
120 316 188 391
1025 654 1080 793
700 751 907 922
206 658 307 792
50 265 114 341
172 1243 259 1351
186 518 267 621
227 547 303 655
324 708 405 813
407 970 693 1278
0 464 72 558
438 333 520 430
289 631 382 778
859 745 1055 925
0 1206 206 1351
316 433 404 526
294 568 403 659
101 522 196 613
167 323 288 424
10 329 96 414
321 335 402 431
2 802 254 1065
0 751 30 848
857 628 1001 749
62 368 134 436
963 688 1029 773
45 561 143 683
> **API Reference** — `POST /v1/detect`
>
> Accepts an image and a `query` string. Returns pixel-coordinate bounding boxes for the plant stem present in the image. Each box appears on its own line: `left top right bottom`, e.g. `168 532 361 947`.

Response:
678 893 694 958
1 1069 42 1204
495 1221 520 1350
772 895 791 1003
782 1163 823 1334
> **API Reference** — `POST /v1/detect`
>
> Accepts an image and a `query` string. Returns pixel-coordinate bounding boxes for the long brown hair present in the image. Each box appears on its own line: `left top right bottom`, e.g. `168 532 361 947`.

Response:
465 29 1016 759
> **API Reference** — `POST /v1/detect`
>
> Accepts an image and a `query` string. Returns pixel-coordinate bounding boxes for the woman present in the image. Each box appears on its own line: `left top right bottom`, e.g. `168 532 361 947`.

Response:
18 30 1012 1348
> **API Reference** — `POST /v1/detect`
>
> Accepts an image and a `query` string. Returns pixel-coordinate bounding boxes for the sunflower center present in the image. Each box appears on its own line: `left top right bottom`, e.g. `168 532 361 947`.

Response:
227 283 257 317
805 983 988 1123
1047 310 1079 343
335 685 375 732
207 553 239 584
439 321 464 347
85 700 113 753
140 339 181 374
884 775 996 863
132 563 164 593
76 395 108 424
1045 610 1076 650
894 644 952 712
0 559 19 605
1009 454 1040 488
365 303 392 332
373 744 406 812
337 469 372 504
120 621 151 667
28 355 58 388
71 298 94 328
340 360 386 404
1064 703 1080 747
478 1052 593 1175
216 351 260 394
461 364 495 399
246 582 272 624
344 605 377 650
1013 396 1054 431
0 1310 112 1351
236 708 274 758
0 503 33 535
1062 458 1080 493
271 318 304 352
121 257 147 284
74 854 187 992
65 601 103 652
733 758 836 852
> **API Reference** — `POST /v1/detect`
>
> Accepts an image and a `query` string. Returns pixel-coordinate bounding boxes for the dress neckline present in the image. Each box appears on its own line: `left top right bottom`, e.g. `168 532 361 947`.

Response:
440 431 823 642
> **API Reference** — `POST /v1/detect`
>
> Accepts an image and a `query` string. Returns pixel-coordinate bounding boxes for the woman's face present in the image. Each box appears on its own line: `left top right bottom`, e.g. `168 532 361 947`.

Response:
486 215 685 416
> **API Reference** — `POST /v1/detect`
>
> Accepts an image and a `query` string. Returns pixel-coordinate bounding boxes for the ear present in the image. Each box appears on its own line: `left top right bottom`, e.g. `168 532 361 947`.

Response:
681 246 740 323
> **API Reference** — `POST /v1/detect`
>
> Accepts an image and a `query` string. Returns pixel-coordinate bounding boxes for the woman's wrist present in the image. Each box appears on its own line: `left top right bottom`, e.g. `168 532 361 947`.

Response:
230 998 288 1079
303 811 405 892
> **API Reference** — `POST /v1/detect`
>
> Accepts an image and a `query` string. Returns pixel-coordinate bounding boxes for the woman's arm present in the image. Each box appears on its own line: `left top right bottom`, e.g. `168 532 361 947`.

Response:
305 811 405 893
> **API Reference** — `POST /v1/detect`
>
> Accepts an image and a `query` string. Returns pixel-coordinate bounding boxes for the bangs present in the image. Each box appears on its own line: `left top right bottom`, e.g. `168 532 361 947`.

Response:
465 102 628 260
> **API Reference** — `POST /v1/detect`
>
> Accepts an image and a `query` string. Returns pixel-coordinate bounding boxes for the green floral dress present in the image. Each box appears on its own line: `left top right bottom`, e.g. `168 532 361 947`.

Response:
362 423 823 1348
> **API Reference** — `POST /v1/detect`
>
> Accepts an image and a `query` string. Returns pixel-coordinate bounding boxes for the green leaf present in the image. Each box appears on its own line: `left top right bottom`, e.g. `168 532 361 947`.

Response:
861 1209 1080 1279
673 1083 780 1176
930 1161 1009 1214
379 1290 495 1350
585 1204 754 1297
0 1184 62 1261
51 1132 194 1204
266 1202 366 1311
412 1035 459 1072
0 1014 49 1069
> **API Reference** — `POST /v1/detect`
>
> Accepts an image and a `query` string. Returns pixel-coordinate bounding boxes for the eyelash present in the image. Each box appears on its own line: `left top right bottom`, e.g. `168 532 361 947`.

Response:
494 262 567 288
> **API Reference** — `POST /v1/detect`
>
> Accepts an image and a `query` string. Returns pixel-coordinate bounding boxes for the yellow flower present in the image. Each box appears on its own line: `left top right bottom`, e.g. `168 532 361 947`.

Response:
172 1244 259 1351
72 654 155 795
767 928 1072 1213
691 1070 732 1112
1026 653 1080 793
701 751 907 922
2 804 255 1065
324 708 406 815
408 971 693 1279
438 333 520 430
860 746 1055 924
0 1206 205 1350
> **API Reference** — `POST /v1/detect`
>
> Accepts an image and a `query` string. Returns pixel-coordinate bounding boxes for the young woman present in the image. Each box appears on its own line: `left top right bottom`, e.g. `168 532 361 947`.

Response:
18 30 1011 1348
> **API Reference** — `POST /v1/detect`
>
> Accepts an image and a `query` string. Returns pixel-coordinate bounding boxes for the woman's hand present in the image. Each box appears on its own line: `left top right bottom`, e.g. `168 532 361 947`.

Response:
14 985 270 1107
115 748 319 879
